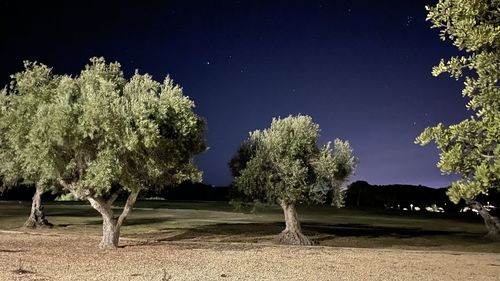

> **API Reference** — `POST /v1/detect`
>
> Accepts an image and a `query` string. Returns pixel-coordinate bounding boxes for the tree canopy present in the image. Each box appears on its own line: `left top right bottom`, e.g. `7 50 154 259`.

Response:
0 62 58 189
0 58 206 247
415 0 500 238
0 62 60 227
232 115 356 206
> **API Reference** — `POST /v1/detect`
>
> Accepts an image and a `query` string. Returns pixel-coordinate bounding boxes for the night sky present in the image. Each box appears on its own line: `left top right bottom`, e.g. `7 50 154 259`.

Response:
1 0 469 188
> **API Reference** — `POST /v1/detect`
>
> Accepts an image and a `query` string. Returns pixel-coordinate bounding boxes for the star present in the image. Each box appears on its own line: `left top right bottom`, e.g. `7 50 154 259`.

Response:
406 16 413 27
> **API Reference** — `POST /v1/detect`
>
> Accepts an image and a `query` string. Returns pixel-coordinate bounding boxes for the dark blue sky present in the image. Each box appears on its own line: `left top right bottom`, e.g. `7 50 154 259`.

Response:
1 0 468 188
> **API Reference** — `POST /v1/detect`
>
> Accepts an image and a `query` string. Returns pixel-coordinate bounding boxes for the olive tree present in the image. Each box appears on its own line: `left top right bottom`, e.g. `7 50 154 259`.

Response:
416 0 500 239
2 58 206 248
230 115 356 245
0 62 58 228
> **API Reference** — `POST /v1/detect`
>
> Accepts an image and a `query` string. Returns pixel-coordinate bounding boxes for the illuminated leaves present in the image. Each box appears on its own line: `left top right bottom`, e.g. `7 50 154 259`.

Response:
417 0 500 202
0 57 206 198
231 115 356 206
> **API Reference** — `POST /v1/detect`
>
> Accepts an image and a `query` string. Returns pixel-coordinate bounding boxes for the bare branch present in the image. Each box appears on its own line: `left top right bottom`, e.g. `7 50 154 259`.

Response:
107 191 120 206
57 179 74 193
481 154 496 160
88 196 114 218
116 191 140 228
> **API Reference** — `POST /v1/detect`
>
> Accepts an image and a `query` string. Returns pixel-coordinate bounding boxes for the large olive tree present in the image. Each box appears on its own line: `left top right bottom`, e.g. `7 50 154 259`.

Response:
0 62 57 228
415 0 500 239
230 115 356 245
1 58 206 248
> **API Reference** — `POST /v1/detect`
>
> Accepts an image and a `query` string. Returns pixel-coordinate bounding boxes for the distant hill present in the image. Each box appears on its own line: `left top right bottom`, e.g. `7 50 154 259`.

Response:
344 181 500 212
344 181 452 210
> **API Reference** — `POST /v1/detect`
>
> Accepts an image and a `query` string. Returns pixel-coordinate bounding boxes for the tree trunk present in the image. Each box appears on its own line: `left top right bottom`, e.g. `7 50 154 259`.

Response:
100 213 120 249
24 187 53 228
277 201 312 245
88 190 140 249
468 200 500 241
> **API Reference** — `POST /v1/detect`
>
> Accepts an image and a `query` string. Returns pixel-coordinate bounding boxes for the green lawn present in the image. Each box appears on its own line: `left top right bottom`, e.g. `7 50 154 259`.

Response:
1 200 499 253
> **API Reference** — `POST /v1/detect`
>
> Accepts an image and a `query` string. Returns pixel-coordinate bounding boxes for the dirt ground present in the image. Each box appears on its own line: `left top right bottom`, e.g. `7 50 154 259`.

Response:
0 232 499 281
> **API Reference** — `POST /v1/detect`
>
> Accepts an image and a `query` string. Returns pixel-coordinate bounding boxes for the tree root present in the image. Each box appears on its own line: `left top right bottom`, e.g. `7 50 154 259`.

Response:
99 241 118 250
483 232 500 241
23 219 53 229
277 229 313 246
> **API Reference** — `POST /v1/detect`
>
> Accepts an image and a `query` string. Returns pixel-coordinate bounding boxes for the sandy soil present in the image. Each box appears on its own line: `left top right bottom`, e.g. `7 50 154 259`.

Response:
0 232 499 281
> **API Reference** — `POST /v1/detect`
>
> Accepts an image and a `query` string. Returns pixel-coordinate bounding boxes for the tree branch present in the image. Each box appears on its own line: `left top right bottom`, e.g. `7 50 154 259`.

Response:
88 196 114 219
481 154 496 160
107 191 120 206
116 190 140 228
57 179 77 194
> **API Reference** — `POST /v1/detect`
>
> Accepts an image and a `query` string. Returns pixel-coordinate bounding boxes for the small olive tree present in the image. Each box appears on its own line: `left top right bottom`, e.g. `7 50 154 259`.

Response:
230 115 356 245
415 0 500 239
0 62 58 228
1 58 206 248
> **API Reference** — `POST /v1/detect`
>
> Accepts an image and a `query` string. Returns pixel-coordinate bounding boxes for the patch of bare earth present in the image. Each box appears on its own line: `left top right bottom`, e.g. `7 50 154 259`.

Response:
0 232 499 281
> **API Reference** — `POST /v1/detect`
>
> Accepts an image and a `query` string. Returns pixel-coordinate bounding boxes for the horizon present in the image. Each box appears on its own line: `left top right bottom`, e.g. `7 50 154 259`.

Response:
200 181 451 189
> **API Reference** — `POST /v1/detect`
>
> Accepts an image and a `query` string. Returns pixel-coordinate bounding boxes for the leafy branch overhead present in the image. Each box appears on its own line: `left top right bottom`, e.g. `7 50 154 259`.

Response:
416 0 500 204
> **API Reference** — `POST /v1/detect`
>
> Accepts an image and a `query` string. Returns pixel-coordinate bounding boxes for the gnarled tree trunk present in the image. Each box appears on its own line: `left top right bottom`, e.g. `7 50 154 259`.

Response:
277 201 312 245
24 187 53 228
101 214 120 248
88 190 139 249
467 200 500 241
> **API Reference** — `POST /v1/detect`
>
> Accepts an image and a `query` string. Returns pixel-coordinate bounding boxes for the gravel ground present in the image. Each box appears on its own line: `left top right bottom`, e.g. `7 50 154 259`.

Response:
0 232 499 281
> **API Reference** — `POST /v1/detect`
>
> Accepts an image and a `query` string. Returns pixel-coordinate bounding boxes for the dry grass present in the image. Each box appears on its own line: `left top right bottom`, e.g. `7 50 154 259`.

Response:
0 232 499 281
1 201 500 280
1 201 500 253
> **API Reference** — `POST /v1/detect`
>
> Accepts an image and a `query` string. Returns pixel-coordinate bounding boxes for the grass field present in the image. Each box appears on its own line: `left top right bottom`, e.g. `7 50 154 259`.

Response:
1 200 499 253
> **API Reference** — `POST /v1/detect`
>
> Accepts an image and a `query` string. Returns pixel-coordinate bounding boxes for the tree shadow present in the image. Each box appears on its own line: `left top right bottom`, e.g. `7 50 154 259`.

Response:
123 217 172 226
158 222 283 242
46 209 99 218
303 223 463 238
82 217 172 226
158 221 471 243
0 249 26 253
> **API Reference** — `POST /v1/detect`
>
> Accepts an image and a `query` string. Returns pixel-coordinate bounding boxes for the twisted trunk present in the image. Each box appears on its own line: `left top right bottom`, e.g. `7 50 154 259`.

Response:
101 215 120 248
24 187 53 228
277 201 312 245
88 190 140 249
467 200 500 241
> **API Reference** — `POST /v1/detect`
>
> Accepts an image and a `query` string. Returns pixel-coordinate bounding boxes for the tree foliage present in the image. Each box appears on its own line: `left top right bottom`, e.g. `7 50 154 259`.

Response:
231 115 356 207
0 57 206 247
0 62 60 191
416 0 500 204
